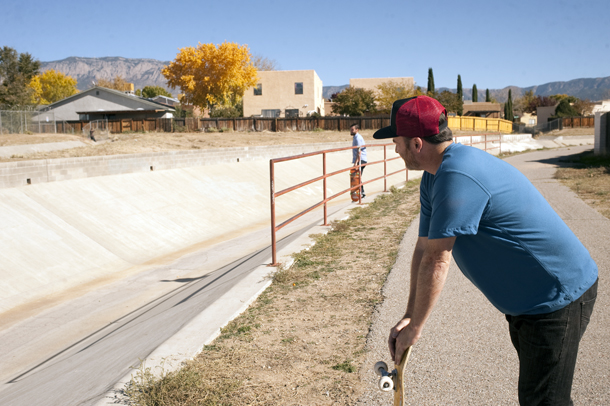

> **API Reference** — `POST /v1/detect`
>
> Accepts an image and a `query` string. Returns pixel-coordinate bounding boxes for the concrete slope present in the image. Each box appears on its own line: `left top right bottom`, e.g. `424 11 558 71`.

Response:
0 146 406 313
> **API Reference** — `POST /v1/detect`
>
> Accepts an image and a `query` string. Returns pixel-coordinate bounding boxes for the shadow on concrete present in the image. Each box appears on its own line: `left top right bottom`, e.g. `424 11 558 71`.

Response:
526 149 595 169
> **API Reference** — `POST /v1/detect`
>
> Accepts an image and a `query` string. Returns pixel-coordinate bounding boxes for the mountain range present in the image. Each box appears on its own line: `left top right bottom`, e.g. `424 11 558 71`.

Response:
41 56 610 102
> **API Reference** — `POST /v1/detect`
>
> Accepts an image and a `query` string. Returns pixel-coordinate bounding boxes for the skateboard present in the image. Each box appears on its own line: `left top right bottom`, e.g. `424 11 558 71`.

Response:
350 167 361 202
374 346 413 406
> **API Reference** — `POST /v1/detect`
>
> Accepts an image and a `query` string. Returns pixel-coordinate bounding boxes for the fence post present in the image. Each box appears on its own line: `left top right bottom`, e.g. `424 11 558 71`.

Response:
323 152 328 226
384 145 387 192
269 159 278 266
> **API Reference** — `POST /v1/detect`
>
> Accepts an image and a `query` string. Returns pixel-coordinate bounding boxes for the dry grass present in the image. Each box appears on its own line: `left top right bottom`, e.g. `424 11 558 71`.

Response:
0 129 382 162
125 182 421 406
1 128 512 163
555 151 610 219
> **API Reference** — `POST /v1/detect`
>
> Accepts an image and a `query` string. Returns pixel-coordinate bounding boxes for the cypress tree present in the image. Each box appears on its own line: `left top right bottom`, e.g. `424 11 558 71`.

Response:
457 74 463 116
427 68 435 95
486 89 490 102
505 89 514 121
472 84 478 102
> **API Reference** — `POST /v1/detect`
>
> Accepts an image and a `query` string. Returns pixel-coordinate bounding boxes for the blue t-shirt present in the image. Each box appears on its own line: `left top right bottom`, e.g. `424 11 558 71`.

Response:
419 143 598 316
352 133 367 163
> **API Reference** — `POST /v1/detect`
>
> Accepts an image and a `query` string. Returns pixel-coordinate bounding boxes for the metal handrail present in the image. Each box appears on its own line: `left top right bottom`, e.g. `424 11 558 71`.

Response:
269 143 407 266
454 133 502 152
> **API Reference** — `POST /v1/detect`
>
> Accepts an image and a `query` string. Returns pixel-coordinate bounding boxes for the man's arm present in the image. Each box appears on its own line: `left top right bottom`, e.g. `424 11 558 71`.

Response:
388 236 455 364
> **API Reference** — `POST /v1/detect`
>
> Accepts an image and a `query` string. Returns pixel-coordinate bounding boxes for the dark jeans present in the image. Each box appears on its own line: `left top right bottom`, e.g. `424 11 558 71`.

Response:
505 279 597 406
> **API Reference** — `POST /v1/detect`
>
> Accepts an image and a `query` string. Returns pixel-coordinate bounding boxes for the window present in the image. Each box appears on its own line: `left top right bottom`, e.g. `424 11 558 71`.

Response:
295 82 303 95
285 109 299 118
254 83 262 96
262 109 280 118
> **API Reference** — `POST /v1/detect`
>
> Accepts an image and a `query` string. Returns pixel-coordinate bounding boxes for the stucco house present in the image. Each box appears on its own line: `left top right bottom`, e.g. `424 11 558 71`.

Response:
242 70 324 117
40 86 175 121
536 104 559 125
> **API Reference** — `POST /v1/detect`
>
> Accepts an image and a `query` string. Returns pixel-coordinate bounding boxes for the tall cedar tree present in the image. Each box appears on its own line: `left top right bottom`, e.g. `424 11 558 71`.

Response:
457 74 463 116
472 84 478 102
505 89 514 121
427 68 435 95
486 89 490 102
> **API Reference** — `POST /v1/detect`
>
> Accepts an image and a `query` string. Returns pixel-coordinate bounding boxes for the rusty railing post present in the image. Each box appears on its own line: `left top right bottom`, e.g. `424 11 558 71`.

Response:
269 159 278 266
323 152 329 225
358 149 362 203
384 144 388 192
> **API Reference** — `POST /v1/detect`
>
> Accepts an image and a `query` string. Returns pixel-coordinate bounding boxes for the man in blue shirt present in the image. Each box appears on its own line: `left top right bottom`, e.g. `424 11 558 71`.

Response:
374 96 598 406
351 124 367 198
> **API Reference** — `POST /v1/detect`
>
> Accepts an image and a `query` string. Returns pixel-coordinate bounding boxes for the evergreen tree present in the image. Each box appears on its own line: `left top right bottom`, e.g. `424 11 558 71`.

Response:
472 84 478 102
427 68 435 95
554 99 579 117
457 74 463 116
486 89 490 102
0 46 41 108
505 89 514 121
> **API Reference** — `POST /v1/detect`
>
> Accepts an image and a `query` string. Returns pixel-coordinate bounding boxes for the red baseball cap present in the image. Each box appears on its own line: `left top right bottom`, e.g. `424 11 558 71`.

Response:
373 95 448 139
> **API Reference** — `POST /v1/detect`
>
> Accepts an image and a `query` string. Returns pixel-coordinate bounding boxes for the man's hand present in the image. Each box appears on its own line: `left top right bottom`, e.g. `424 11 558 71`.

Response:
388 318 420 365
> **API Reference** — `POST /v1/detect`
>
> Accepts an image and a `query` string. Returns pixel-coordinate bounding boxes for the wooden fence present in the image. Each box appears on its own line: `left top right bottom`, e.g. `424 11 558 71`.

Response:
448 116 513 133
54 115 522 135
562 116 594 128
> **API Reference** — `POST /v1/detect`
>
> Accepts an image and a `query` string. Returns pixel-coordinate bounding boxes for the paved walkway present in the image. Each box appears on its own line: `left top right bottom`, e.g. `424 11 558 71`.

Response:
0 141 87 158
358 145 609 405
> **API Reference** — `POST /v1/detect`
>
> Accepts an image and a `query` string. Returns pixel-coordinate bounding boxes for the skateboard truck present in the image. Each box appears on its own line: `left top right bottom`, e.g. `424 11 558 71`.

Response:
374 361 395 391
374 346 412 406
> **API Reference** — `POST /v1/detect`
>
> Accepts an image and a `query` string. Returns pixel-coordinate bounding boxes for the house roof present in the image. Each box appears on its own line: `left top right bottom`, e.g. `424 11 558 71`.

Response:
76 109 170 115
462 102 501 112
43 86 175 111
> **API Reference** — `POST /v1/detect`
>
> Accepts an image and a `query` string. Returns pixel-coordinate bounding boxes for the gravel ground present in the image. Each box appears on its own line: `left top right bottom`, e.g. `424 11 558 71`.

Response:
356 146 609 405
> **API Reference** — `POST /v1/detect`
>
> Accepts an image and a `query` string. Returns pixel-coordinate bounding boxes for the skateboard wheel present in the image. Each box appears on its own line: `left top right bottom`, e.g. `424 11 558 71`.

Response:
374 361 388 376
378 375 394 391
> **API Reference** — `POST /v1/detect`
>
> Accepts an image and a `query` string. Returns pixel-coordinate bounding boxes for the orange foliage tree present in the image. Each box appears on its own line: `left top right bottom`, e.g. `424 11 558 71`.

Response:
161 42 258 110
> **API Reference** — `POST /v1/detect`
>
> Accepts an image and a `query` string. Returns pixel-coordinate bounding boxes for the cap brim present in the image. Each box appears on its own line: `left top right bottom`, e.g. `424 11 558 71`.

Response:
373 125 396 139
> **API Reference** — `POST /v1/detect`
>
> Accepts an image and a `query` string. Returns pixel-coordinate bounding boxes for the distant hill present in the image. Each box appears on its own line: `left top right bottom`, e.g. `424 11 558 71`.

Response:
41 57 610 102
41 56 173 94
435 77 610 103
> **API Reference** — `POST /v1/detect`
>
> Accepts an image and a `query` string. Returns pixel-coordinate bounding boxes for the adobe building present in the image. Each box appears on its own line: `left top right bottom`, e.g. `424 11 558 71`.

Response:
242 70 324 117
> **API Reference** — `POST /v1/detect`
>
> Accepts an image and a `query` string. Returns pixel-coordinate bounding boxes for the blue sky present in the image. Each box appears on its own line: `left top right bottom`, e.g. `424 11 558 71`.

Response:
2 0 609 89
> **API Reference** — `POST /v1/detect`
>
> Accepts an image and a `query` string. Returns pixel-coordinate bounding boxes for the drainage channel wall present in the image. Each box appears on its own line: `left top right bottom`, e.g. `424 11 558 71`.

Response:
0 143 407 313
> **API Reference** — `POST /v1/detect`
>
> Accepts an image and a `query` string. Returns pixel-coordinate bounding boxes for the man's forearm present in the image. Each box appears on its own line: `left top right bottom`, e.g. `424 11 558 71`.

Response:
408 248 451 335
391 237 454 362
405 238 426 318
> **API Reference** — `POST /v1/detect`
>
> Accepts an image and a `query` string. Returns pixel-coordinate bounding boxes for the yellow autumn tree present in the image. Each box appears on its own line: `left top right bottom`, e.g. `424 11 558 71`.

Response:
162 42 258 109
29 69 79 105
375 80 423 114
95 75 133 92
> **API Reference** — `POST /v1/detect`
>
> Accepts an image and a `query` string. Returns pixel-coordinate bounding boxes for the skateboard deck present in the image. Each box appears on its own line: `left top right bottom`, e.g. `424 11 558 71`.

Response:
350 168 361 202
374 346 413 406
